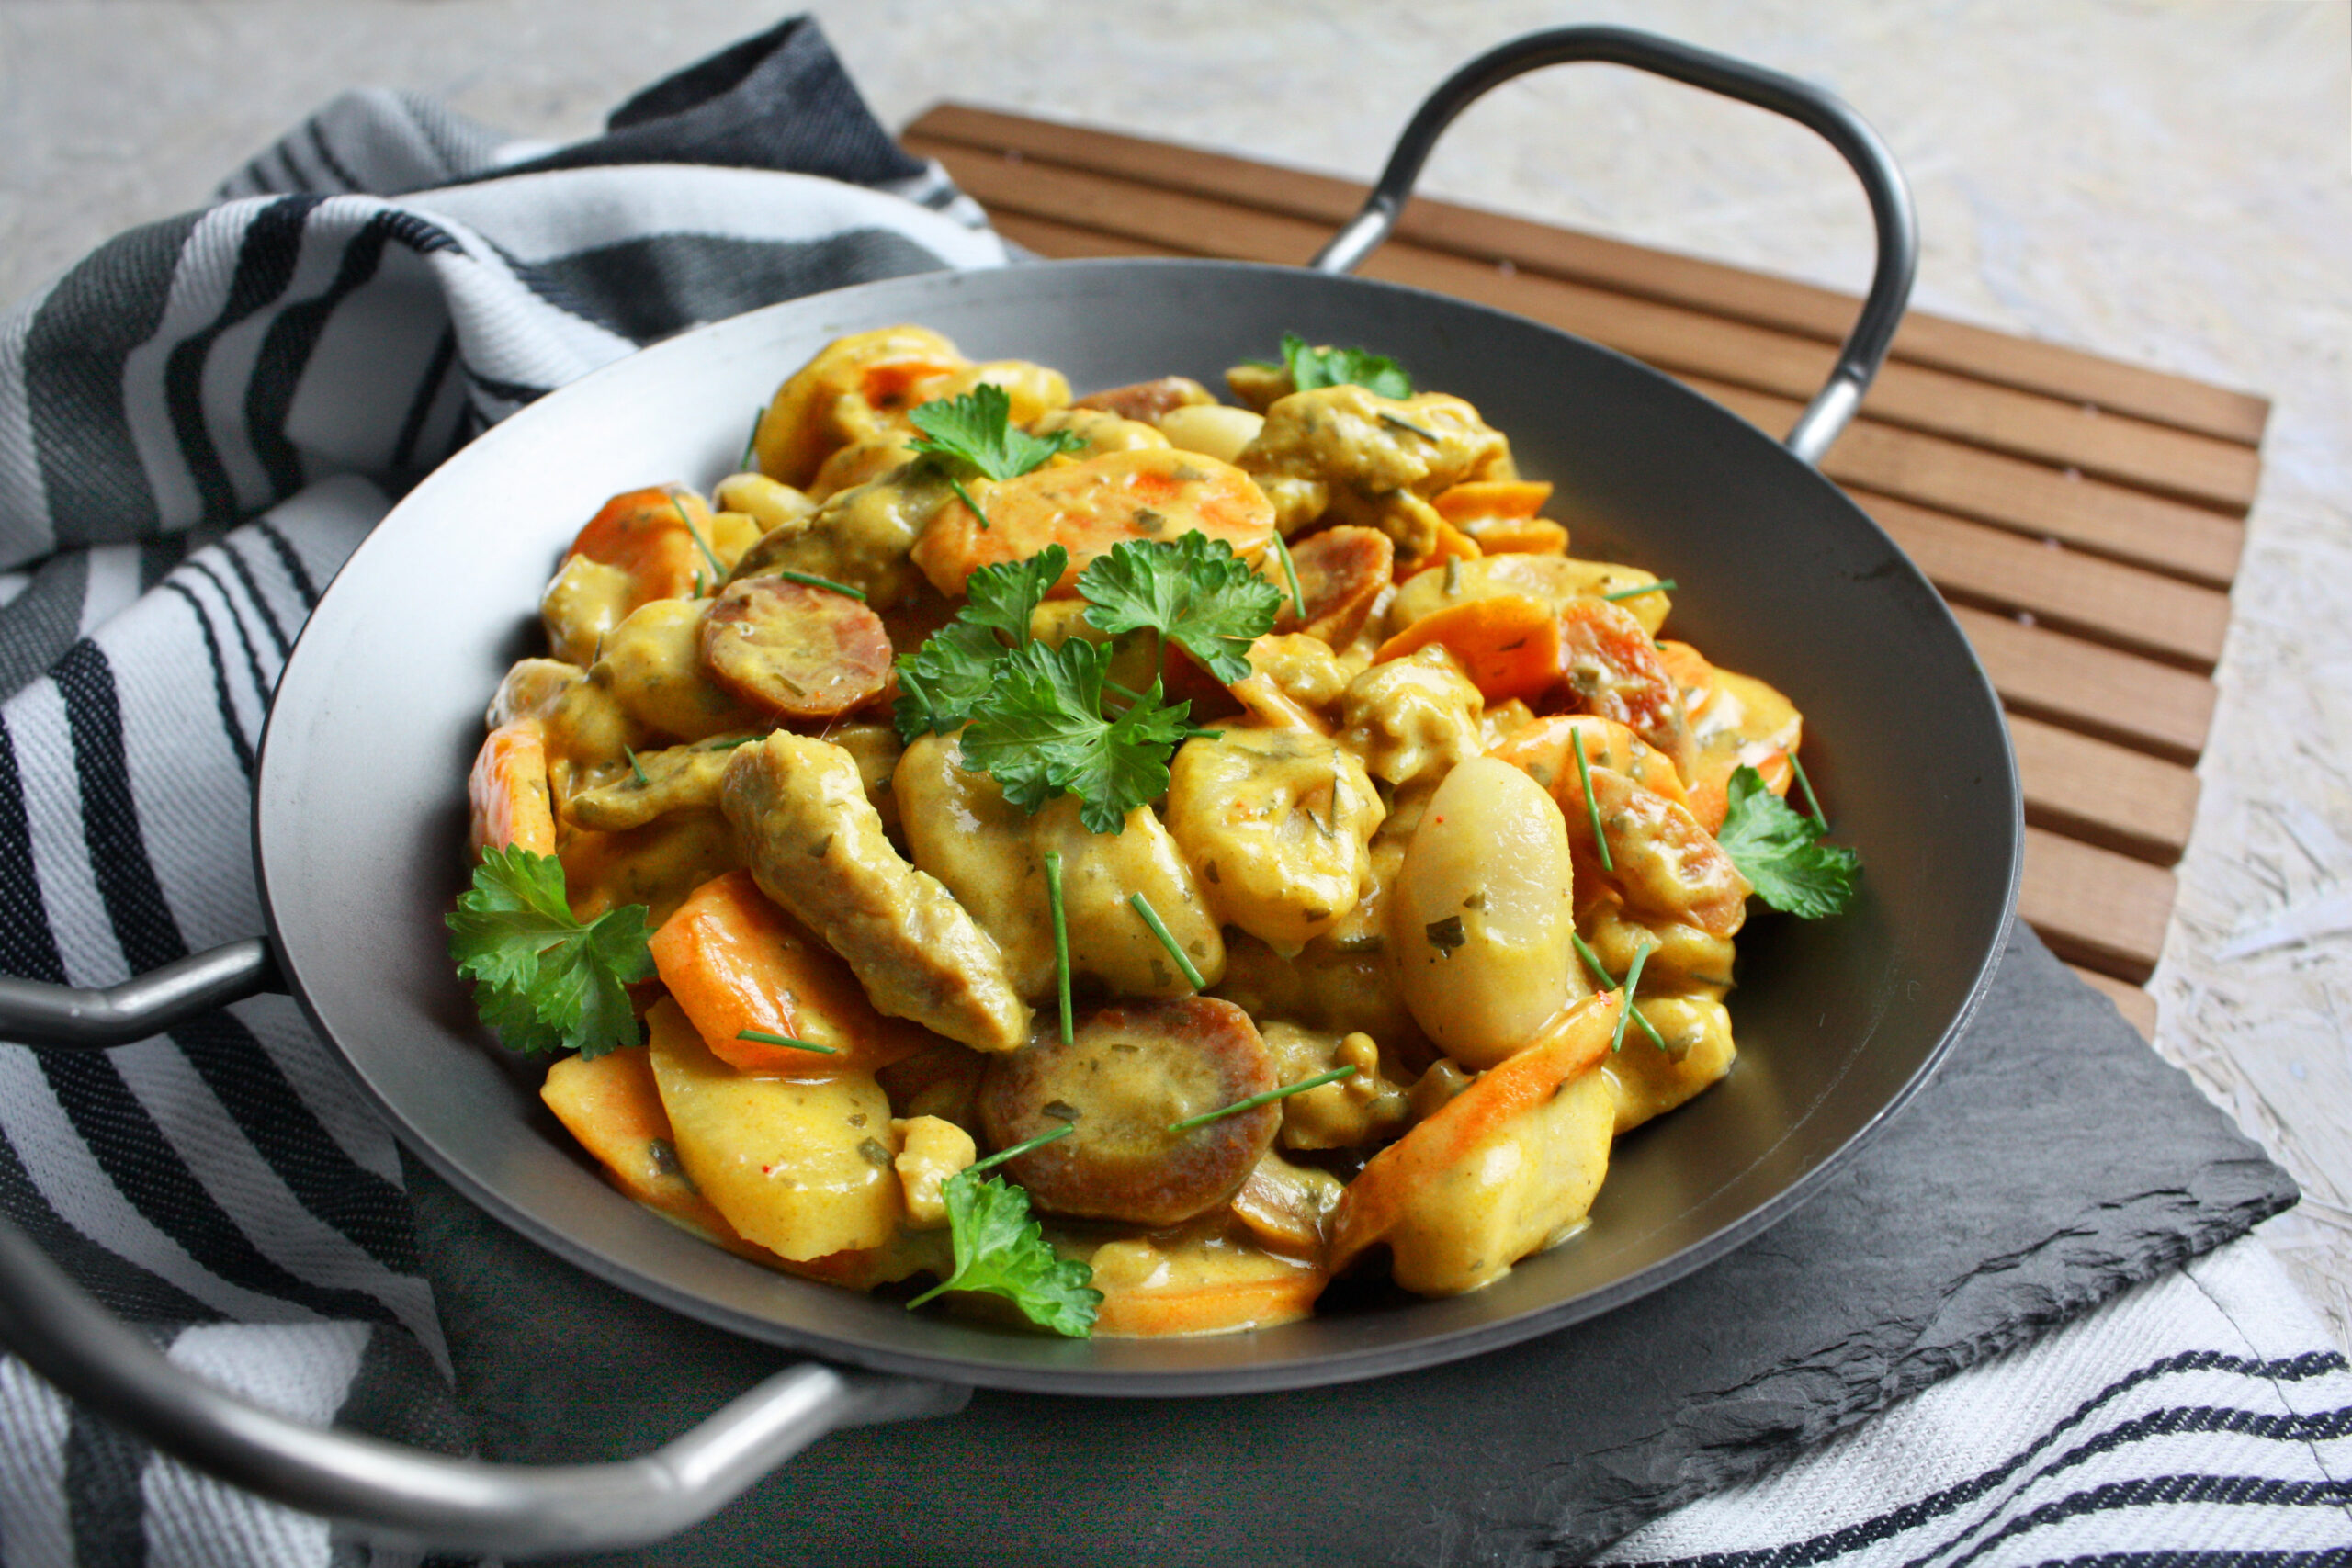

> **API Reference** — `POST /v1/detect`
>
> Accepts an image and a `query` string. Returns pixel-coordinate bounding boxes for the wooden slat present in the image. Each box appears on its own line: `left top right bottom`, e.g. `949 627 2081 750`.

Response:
907 106 2272 446
2070 966 2158 1041
1858 491 2233 671
927 140 2257 516
1951 607 2215 762
1689 378 2245 587
2011 715 2201 865
2020 827 2176 983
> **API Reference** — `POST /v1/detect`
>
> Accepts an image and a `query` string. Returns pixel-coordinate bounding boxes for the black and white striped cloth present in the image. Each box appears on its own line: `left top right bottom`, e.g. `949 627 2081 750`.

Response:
0 16 2343 1564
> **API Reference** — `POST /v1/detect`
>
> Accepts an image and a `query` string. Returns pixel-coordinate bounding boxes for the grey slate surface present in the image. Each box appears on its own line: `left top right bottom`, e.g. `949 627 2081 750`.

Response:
409 922 2297 1565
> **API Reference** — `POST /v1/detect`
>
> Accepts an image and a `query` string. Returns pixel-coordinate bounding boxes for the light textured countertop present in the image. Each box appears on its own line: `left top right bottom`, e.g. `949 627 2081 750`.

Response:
5 0 2348 1337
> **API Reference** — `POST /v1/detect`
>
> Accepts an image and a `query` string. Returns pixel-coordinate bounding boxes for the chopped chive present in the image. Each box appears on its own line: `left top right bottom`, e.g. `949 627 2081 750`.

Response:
1787 752 1828 834
1182 727 1226 742
625 746 649 788
671 495 727 581
1607 945 1652 1055
1128 892 1205 989
1574 742 1615 874
966 1119 1076 1179
691 570 706 599
1169 1066 1357 1134
945 473 990 532
701 734 764 750
772 568 867 602
1571 932 1669 1054
1270 530 1307 620
1601 578 1678 603
741 405 764 473
735 1028 838 1055
1379 412 1440 442
1043 850 1073 1045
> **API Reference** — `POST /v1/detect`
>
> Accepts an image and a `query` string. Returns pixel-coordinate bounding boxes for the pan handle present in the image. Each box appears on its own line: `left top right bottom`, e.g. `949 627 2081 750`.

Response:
0 938 282 1049
0 1206 968 1554
1314 25 1917 464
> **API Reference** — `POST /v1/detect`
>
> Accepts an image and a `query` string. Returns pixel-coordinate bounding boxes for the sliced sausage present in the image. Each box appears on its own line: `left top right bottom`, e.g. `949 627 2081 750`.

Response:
703 576 891 720
1273 525 1394 648
978 997 1276 1227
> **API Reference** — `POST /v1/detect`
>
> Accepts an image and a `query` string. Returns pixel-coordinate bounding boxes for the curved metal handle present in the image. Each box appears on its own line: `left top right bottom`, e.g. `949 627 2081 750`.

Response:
0 1207 967 1553
1315 25 1918 464
0 939 281 1048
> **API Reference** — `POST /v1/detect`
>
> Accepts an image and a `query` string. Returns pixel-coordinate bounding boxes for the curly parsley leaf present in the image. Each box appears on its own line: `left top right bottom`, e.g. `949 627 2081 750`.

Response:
907 383 1083 482
892 547 1070 741
1280 332 1414 400
1715 765 1862 919
447 845 653 1057
906 1168 1100 1337
1078 534 1283 683
958 637 1193 834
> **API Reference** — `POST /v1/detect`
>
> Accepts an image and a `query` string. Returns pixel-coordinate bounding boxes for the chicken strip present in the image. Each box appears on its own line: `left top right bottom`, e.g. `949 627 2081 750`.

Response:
721 733 1032 1053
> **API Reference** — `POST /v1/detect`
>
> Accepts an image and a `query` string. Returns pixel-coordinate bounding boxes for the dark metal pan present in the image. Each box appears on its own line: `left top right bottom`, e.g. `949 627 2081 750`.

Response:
0 27 2018 1557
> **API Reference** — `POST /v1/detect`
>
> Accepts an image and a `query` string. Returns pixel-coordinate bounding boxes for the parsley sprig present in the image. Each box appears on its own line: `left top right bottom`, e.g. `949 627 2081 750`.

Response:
1272 332 1413 399
907 383 1083 528
446 845 653 1059
907 1123 1100 1337
1715 764 1862 919
894 536 1280 834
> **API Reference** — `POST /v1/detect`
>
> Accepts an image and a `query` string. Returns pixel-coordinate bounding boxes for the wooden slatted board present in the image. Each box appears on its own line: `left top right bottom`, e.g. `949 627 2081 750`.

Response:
904 105 2274 1040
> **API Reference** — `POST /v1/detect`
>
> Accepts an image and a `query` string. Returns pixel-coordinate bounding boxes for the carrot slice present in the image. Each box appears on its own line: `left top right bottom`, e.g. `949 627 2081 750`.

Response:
1273 525 1394 647
565 485 717 606
911 448 1274 599
1487 712 1691 810
649 870 932 1076
1391 516 1482 581
1431 479 1554 524
540 1046 769 1259
702 577 892 720
1372 593 1564 705
1092 1256 1328 1337
468 722 556 856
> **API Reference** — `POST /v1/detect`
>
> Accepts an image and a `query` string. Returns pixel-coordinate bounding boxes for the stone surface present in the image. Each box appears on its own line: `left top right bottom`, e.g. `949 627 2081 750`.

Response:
409 924 2294 1564
6 1 2346 1339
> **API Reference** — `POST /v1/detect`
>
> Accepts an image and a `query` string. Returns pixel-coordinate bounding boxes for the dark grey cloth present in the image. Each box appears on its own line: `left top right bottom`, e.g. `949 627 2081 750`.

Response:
410 922 2296 1565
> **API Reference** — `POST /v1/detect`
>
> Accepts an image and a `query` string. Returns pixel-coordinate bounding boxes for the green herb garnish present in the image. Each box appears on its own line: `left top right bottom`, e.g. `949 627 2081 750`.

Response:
959 638 1193 835
768 568 866 602
625 746 649 788
1378 411 1440 442
670 495 727 581
1276 332 1413 399
1601 579 1678 603
1169 1066 1359 1134
1044 850 1074 1045
735 1028 838 1055
1078 533 1282 683
446 845 653 1060
908 383 1084 530
1128 892 1205 989
1716 764 1861 919
1574 741 1614 874
893 546 1069 740
1570 932 1670 1055
1606 945 1652 1055
1269 529 1307 622
1787 752 1829 834
741 405 764 473
906 1122 1099 1337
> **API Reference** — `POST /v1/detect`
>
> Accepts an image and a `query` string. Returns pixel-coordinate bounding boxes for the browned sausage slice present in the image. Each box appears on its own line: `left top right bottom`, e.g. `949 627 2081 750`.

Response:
702 577 892 720
978 997 1277 1227
1073 376 1216 423
1274 525 1394 648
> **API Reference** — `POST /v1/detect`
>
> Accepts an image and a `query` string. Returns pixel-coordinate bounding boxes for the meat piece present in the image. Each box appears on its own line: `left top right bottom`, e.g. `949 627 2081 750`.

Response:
702 576 892 720
1236 385 1510 556
721 733 1032 1052
1073 376 1216 423
978 997 1276 1227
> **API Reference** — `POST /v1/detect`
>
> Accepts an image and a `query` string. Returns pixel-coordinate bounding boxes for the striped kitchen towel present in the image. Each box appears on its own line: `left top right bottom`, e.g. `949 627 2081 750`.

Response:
0 12 2343 1565
0 16 1001 1566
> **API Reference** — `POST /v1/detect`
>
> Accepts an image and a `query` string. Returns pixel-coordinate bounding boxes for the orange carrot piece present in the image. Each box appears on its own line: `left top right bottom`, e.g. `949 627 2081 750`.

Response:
1460 516 1570 556
1326 990 1621 1279
1372 593 1564 705
540 1046 768 1259
1392 516 1482 581
468 722 556 856
1487 713 1691 812
1093 1261 1327 1337
1431 479 1554 524
566 485 710 605
650 871 932 1075
910 447 1273 600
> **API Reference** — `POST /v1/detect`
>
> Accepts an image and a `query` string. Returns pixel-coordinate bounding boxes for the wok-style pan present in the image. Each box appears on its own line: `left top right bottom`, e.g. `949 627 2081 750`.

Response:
0 28 2018 1557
